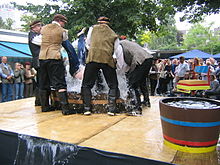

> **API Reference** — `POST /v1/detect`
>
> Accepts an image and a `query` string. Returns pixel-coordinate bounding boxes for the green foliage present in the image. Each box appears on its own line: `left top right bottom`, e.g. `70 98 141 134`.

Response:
13 0 177 40
138 17 180 50
20 15 37 32
0 17 14 30
182 23 220 54
166 0 220 23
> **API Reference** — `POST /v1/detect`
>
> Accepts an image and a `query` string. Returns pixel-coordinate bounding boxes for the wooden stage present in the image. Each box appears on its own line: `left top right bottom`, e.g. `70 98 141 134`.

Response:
0 96 219 165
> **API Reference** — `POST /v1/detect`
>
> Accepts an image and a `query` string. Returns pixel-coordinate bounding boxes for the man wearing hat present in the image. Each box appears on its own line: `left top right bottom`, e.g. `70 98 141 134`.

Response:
39 14 76 115
81 16 119 116
28 20 43 106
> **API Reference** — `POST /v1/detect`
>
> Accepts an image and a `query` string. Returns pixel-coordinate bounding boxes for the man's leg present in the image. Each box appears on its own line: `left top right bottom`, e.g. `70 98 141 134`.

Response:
39 60 54 112
2 83 7 102
49 59 76 115
102 64 119 116
7 83 13 101
81 62 99 115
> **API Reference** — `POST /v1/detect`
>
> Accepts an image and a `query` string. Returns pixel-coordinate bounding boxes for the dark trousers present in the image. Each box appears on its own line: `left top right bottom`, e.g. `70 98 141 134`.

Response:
157 78 168 94
127 59 152 105
81 62 118 107
39 60 66 91
127 59 153 89
150 78 157 96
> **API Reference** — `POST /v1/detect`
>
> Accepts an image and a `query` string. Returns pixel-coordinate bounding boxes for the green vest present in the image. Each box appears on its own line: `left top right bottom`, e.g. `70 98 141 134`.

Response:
39 23 65 60
86 24 118 68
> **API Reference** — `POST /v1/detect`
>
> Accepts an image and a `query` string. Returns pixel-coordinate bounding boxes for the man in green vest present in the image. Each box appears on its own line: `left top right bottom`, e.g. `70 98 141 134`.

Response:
81 16 119 116
39 14 76 115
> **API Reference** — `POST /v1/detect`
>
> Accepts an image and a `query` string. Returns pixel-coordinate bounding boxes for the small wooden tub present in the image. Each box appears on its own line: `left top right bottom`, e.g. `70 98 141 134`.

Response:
159 97 220 153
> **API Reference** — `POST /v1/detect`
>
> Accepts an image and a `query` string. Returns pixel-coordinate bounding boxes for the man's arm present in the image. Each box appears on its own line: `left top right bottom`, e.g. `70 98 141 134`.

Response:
85 26 93 50
31 34 42 46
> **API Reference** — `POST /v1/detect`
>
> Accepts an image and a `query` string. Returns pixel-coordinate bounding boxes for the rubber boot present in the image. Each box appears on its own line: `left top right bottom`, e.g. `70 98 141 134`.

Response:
57 91 76 115
107 89 118 116
50 90 61 110
108 96 117 116
140 85 151 107
134 89 142 114
81 87 92 115
34 87 41 106
127 88 142 115
40 90 55 112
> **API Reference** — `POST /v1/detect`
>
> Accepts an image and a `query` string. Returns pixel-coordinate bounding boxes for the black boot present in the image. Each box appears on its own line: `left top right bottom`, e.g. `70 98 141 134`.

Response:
81 87 92 115
40 90 55 112
57 91 76 115
140 84 151 107
108 96 117 116
34 87 41 106
107 89 118 116
127 88 142 115
50 90 61 110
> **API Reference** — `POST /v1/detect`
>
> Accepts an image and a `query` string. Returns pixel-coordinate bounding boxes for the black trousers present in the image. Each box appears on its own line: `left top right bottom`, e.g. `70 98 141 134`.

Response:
81 62 119 107
127 58 152 105
39 60 67 91
127 59 153 89
150 78 157 96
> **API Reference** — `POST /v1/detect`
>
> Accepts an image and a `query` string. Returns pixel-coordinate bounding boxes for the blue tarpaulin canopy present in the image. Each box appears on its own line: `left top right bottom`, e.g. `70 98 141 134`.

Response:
214 53 220 59
0 41 68 59
169 49 213 59
0 41 32 58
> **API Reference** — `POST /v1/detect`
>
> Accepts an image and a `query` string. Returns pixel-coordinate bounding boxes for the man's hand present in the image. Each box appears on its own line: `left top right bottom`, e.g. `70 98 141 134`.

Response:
7 75 12 80
74 67 85 80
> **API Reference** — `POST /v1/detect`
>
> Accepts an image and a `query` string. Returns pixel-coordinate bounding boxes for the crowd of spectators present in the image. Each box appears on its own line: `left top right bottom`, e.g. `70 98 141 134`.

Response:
149 56 220 99
1 55 220 103
0 56 37 102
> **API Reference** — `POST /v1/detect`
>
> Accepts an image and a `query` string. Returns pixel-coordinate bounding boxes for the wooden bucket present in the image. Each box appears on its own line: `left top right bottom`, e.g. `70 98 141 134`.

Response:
159 97 220 153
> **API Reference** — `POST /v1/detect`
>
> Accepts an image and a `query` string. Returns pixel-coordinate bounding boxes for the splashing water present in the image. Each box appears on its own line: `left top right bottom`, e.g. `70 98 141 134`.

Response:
65 64 129 100
14 134 79 165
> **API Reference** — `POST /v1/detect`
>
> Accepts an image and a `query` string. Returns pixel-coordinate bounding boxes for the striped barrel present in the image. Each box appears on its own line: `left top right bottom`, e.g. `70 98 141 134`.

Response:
159 97 220 153
177 80 210 91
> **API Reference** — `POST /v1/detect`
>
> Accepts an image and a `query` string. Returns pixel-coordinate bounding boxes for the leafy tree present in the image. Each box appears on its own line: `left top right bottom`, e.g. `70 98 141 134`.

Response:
138 17 180 50
13 0 220 41
4 18 14 30
164 0 220 23
13 0 177 40
0 17 5 28
20 15 37 32
182 23 220 54
0 17 14 30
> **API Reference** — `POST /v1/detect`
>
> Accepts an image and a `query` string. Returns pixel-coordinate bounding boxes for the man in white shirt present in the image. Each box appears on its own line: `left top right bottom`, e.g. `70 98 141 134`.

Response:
174 56 190 89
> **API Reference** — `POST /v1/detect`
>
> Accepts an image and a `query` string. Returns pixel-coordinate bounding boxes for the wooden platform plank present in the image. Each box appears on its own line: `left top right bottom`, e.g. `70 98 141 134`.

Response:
0 96 219 165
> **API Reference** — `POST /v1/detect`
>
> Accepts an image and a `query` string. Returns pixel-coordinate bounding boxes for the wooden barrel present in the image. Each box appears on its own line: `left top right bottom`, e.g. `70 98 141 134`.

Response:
159 97 220 153
51 91 126 113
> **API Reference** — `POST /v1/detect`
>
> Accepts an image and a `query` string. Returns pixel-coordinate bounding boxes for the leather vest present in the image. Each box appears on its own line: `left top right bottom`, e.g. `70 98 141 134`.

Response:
0 63 13 84
86 24 118 68
39 23 65 60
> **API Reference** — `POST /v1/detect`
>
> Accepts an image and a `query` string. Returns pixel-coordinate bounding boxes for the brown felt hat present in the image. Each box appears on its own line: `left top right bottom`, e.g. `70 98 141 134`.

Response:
53 14 68 23
97 16 110 24
29 20 42 28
